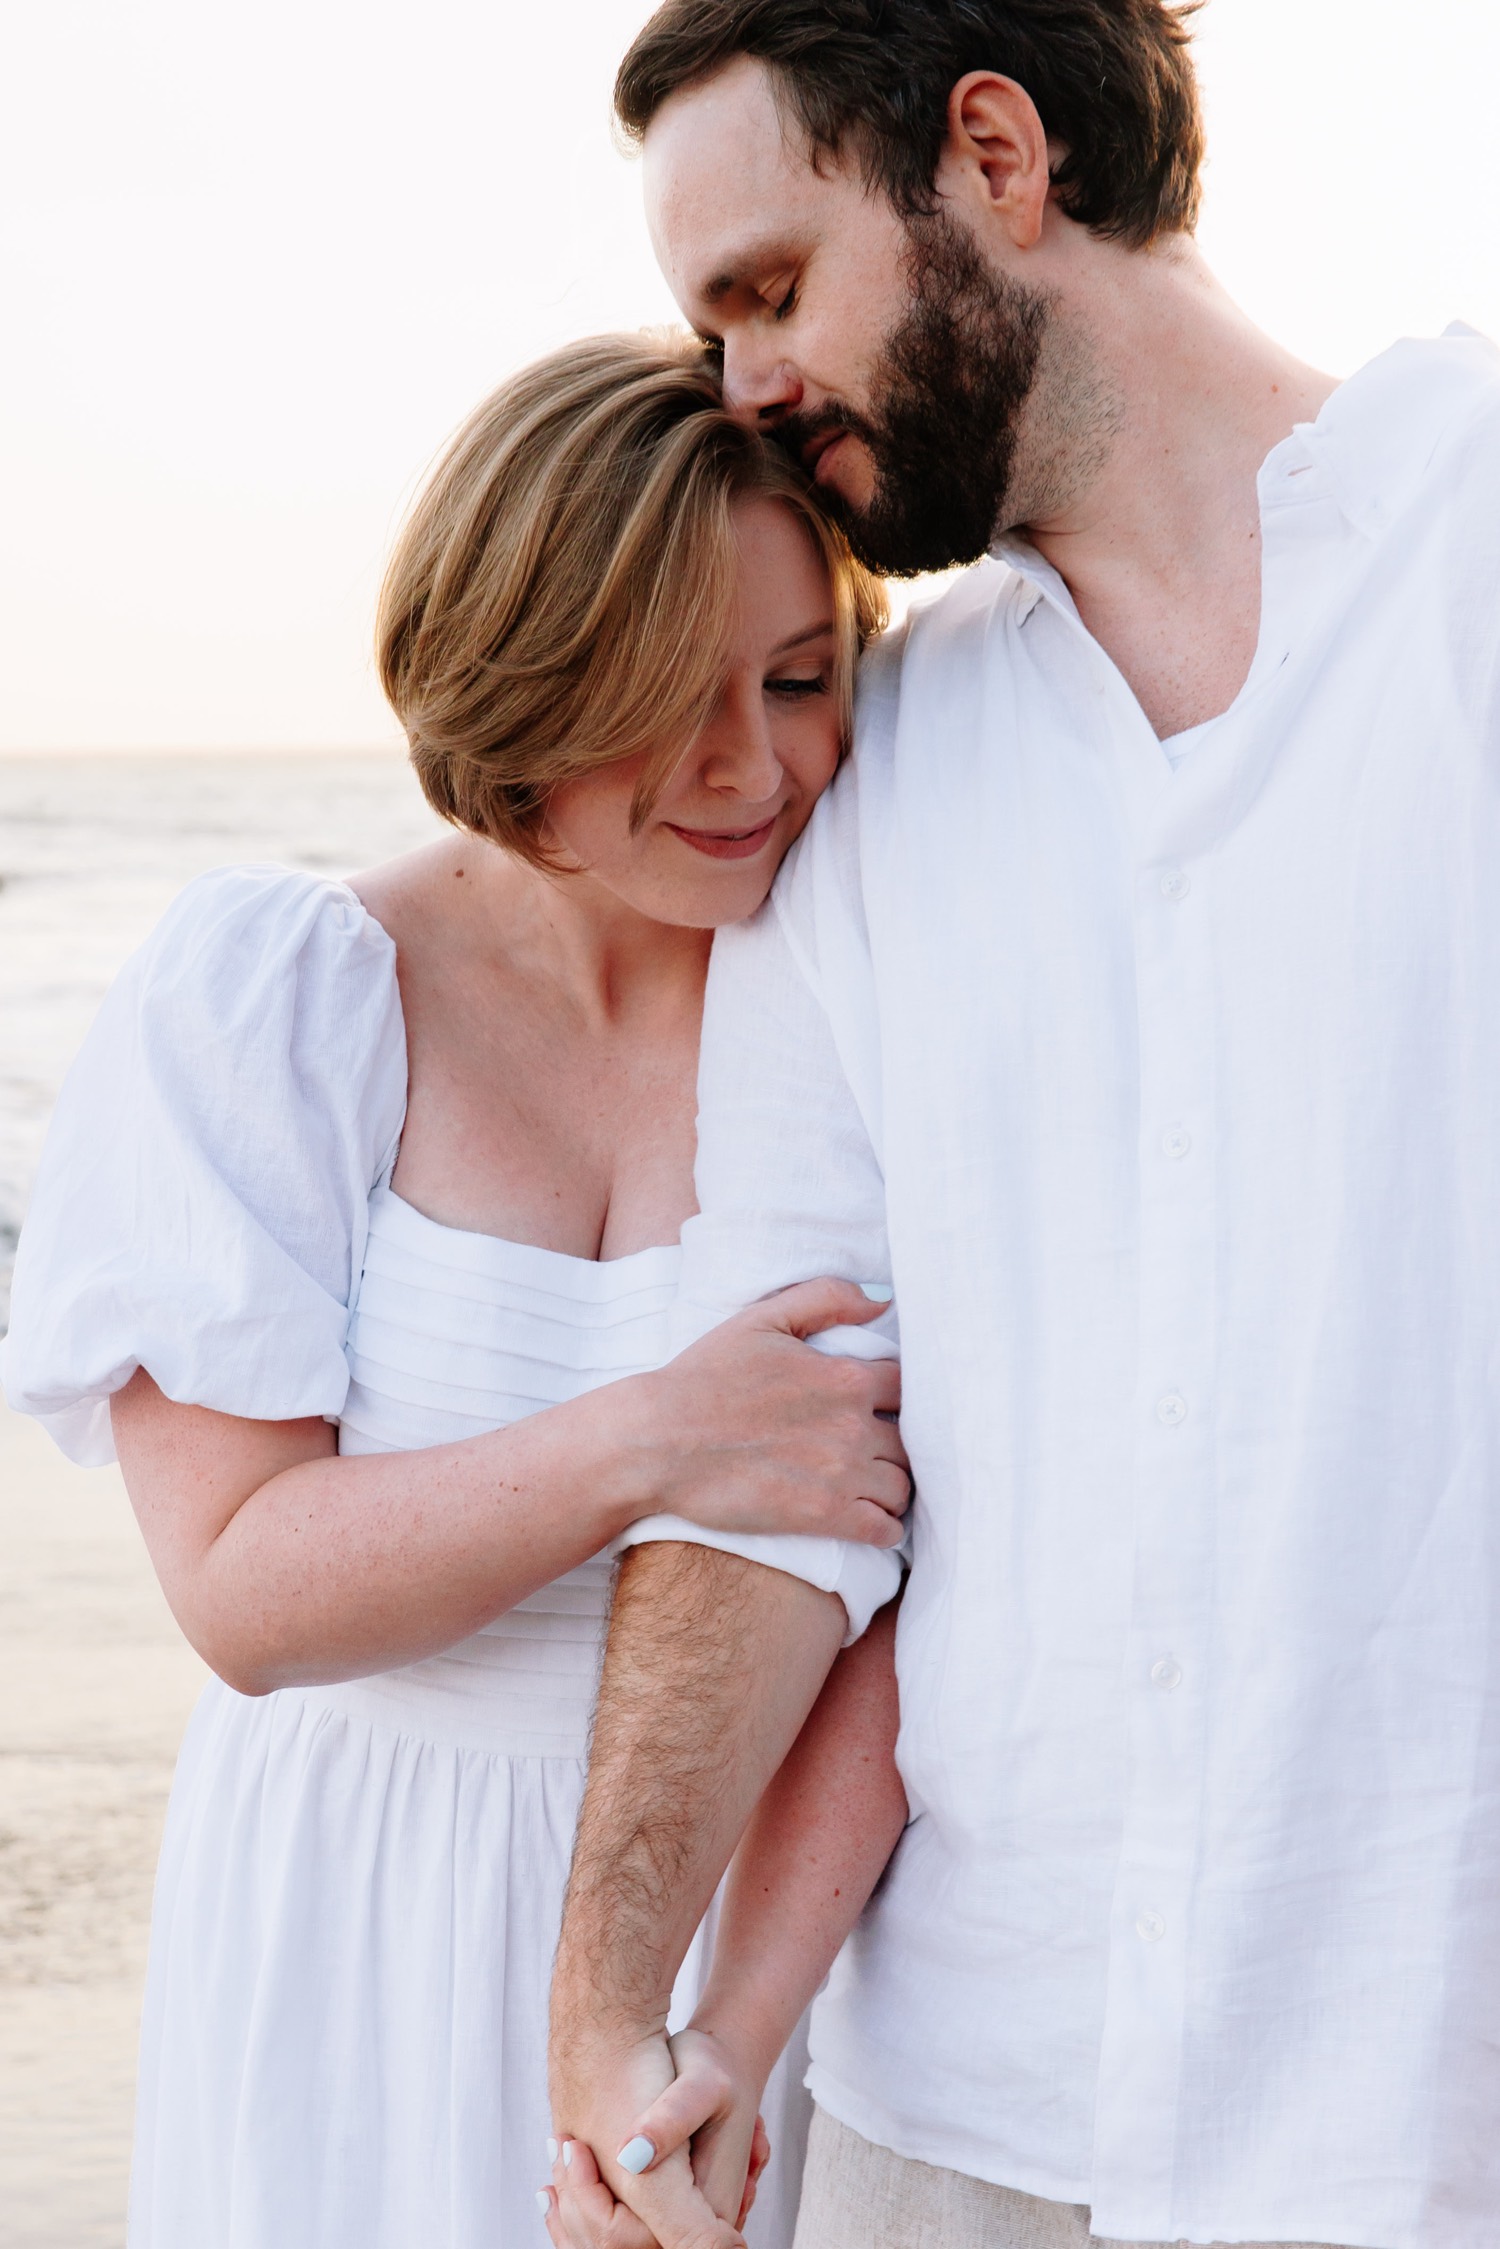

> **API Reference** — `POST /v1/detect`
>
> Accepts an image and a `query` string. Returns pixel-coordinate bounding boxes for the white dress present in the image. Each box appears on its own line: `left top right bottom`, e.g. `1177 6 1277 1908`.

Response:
1 866 810 2249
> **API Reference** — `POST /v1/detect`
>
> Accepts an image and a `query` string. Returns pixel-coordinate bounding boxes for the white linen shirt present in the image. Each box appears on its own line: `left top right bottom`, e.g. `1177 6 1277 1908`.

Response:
648 332 1500 2247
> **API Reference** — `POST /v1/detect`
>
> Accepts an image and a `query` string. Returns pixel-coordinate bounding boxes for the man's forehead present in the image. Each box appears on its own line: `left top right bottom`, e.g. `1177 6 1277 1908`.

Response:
644 53 793 182
642 57 829 291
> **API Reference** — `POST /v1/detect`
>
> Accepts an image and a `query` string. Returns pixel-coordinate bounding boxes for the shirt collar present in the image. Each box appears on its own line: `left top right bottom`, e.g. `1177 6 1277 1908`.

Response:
991 322 1500 600
1292 322 1499 540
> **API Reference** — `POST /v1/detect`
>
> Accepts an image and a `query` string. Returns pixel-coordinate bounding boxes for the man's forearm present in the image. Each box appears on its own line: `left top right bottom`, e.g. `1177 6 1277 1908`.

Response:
552 1543 846 2064
543 1594 907 2249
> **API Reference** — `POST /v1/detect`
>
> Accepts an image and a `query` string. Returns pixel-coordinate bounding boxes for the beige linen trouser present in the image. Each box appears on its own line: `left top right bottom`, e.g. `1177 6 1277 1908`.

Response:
792 2107 1359 2249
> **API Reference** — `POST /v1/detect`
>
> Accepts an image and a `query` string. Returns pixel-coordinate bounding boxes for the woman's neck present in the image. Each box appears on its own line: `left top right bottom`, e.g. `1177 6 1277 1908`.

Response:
450 837 713 1027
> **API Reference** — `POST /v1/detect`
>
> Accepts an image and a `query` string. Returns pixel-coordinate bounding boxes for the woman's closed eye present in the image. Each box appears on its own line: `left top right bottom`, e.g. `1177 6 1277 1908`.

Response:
766 672 830 701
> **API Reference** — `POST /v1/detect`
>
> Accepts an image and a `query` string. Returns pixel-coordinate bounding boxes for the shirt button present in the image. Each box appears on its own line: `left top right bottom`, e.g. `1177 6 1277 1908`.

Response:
1162 1126 1192 1160
1156 1392 1188 1427
1151 1657 1183 1692
1159 867 1191 902
1136 1910 1167 1943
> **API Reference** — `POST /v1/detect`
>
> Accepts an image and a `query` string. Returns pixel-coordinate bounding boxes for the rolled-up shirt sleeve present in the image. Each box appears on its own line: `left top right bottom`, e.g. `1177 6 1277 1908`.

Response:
620 741 906 1641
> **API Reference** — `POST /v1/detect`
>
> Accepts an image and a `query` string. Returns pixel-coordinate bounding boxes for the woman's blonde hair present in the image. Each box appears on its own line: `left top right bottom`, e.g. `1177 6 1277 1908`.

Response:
377 331 888 867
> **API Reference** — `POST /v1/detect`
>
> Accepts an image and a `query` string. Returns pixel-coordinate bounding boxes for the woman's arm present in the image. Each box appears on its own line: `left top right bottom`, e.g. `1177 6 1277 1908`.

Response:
545 1599 906 2249
693 1595 905 2090
112 1278 907 1697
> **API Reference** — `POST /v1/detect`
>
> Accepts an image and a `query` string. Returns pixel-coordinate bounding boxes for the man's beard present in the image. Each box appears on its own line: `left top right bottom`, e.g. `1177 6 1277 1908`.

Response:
778 210 1050 578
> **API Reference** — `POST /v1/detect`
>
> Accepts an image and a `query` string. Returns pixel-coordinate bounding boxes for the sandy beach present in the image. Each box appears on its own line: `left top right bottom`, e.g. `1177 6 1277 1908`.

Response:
0 1396 205 2247
0 749 441 2242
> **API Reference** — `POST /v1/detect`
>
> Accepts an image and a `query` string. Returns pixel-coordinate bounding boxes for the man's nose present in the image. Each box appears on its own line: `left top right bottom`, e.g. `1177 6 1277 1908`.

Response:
720 332 803 427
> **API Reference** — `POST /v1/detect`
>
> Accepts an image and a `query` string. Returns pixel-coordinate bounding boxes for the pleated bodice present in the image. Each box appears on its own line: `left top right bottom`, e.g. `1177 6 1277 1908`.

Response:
312 1184 681 1757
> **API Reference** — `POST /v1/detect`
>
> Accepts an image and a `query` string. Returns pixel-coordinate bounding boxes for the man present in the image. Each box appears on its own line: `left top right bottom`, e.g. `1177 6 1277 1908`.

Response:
548 3 1500 2244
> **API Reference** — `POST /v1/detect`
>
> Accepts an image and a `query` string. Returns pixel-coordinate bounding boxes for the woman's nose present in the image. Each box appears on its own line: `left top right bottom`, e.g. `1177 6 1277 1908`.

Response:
699 683 783 798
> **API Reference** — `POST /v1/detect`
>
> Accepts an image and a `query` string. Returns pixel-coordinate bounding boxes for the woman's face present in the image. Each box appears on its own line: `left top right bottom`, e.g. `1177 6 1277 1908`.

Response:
544 494 846 929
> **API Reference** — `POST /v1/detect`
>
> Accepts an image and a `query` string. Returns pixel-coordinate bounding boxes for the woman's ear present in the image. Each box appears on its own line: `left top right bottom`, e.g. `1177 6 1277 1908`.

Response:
935 71 1054 252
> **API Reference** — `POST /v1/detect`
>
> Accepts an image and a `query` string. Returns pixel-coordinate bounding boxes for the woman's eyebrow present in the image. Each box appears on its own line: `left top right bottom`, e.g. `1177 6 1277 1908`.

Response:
770 619 837 656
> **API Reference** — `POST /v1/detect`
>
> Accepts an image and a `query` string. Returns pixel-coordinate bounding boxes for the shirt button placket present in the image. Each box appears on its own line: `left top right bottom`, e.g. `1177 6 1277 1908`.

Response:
1092 839 1219 2228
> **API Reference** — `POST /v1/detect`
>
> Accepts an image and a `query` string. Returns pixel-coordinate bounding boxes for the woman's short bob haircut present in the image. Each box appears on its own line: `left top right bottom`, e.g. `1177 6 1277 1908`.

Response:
378 332 887 868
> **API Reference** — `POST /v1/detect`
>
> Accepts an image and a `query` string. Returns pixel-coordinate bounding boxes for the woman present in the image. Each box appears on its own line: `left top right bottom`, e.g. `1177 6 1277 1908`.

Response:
1 334 906 2248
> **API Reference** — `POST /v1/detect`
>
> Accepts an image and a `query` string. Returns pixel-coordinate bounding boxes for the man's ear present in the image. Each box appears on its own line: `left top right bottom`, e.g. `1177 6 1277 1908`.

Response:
934 72 1054 252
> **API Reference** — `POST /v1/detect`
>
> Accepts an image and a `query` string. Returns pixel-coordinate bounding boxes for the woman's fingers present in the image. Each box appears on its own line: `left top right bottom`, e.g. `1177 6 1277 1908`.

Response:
650 1273 908 1544
833 1497 906 1548
735 2117 772 2228
865 1358 902 1416
756 1277 893 1340
548 2141 655 2249
615 2057 732 2172
865 1458 914 1516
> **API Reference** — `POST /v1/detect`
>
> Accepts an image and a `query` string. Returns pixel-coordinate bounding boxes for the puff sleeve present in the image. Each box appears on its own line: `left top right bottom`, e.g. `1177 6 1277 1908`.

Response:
1 865 407 1465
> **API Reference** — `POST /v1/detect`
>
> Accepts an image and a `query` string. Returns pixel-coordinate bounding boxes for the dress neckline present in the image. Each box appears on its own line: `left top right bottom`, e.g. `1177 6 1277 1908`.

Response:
374 1184 682 1283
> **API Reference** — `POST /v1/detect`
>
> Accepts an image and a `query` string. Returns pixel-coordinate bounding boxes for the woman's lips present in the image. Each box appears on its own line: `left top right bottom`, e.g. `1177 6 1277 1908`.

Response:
665 817 779 861
807 430 852 485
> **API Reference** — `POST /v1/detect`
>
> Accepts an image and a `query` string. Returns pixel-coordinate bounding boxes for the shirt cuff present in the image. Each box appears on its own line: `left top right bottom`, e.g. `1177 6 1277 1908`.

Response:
615 1517 905 1643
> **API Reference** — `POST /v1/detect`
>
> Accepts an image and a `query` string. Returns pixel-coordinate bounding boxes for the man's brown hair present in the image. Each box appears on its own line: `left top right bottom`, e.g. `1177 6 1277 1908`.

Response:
616 0 1205 250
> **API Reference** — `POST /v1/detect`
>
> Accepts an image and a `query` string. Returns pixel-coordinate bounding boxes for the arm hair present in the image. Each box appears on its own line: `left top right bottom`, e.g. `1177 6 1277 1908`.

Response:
553 1542 846 2053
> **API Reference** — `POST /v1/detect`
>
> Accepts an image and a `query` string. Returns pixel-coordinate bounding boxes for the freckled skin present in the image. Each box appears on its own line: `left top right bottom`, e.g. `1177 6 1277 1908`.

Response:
355 494 847 1260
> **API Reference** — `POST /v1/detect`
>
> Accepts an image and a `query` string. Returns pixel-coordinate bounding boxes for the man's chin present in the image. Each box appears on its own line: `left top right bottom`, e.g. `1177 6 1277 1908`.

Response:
840 507 993 580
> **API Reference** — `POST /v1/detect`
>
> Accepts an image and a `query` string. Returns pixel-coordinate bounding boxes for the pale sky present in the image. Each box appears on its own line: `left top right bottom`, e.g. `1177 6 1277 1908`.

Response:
4 0 1498 751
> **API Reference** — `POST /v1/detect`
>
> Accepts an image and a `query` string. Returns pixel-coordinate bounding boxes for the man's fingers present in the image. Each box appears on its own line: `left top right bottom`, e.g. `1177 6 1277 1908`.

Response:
758 1277 893 1340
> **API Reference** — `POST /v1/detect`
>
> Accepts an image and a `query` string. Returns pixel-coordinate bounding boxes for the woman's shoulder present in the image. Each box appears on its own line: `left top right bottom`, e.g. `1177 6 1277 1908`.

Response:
124 862 408 1101
3 864 410 1461
115 861 408 1159
140 861 396 992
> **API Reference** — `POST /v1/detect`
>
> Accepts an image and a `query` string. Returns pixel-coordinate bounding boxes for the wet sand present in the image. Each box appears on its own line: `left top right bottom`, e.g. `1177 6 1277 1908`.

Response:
0 1396 205 2247
0 750 444 2238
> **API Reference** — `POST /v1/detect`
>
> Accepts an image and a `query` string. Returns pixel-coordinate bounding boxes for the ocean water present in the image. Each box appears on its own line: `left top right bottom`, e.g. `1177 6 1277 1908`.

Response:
0 752 444 1333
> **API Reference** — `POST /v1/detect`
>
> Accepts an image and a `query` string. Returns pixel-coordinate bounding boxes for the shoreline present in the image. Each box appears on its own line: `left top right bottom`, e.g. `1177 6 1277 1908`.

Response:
0 1397 205 2245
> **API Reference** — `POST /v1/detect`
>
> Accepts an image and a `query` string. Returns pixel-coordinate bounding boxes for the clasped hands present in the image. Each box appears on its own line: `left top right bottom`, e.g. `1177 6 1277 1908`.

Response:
544 2020 771 2249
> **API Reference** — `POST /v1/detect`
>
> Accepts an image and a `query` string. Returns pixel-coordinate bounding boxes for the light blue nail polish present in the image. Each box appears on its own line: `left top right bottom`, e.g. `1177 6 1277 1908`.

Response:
546 2137 559 2165
617 2135 656 2176
860 1282 894 1303
561 2142 573 2168
536 2189 551 2216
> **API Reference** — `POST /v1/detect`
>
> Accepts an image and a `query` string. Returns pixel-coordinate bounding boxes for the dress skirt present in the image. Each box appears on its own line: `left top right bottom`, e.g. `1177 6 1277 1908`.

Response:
130 1672 810 2249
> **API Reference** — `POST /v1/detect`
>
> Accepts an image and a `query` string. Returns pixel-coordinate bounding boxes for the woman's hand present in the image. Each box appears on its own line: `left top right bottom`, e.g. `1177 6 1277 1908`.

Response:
613 1279 908 1548
616 2025 770 2229
543 2026 768 2249
545 2025 747 2249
